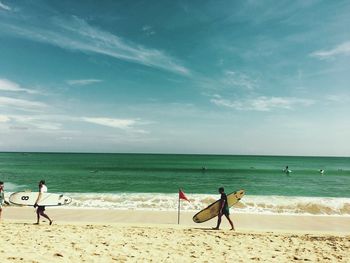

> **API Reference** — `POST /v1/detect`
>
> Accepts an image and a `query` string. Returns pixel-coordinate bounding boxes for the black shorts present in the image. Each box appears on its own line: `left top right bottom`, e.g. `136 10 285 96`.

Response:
37 206 46 212
223 206 230 216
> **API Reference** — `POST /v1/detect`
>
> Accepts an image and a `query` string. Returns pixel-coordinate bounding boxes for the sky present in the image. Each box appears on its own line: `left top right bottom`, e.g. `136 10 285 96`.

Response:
0 0 349 156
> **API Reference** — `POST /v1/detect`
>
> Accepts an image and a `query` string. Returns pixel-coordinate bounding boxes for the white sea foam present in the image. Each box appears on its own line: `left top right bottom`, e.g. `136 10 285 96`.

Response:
4 187 350 216
237 195 350 215
60 193 350 216
3 182 27 192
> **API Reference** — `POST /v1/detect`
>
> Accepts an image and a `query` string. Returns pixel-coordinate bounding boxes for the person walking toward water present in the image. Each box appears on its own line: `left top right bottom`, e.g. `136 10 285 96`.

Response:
213 187 235 230
34 180 53 225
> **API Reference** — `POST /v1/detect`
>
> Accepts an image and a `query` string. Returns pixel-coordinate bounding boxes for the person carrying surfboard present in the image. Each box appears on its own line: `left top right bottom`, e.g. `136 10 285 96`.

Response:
0 181 5 221
213 187 235 230
34 180 53 225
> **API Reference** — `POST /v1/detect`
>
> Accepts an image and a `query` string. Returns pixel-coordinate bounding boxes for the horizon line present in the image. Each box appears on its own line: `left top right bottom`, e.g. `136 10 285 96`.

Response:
0 151 348 158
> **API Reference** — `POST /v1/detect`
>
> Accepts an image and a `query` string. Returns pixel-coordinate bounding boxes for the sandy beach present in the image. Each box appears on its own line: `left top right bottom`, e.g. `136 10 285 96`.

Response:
1 207 349 262
2 0 350 261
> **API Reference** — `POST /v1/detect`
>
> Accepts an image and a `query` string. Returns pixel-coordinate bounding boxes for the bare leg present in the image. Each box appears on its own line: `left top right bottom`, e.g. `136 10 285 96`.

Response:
39 212 52 225
213 214 222 230
35 209 40 224
225 214 235 230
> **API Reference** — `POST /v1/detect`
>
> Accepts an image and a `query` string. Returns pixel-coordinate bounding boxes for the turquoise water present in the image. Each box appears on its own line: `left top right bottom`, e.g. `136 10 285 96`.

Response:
0 152 349 197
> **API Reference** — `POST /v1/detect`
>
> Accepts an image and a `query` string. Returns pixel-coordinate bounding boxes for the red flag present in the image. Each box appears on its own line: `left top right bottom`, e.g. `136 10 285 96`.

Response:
179 189 189 202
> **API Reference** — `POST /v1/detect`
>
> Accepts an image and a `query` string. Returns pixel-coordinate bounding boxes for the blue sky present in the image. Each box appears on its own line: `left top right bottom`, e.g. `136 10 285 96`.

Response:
0 0 349 156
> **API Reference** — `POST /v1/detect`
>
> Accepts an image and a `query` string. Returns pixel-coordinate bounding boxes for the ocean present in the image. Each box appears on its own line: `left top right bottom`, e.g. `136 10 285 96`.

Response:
1 152 349 215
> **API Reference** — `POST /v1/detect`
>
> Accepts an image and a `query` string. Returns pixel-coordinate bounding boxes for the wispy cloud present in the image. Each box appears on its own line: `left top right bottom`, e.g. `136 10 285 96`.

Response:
3 114 149 133
310 41 350 59
81 117 150 134
0 78 37 93
0 1 11 11
0 114 62 130
324 94 350 104
211 95 314 111
66 79 103 86
82 117 147 133
0 96 47 112
3 16 189 75
142 25 155 36
223 71 257 91
0 114 10 123
12 115 62 130
197 70 259 95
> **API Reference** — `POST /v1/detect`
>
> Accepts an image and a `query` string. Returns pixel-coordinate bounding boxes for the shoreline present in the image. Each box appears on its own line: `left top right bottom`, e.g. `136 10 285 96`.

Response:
5 192 350 216
2 207 350 234
35 206 350 218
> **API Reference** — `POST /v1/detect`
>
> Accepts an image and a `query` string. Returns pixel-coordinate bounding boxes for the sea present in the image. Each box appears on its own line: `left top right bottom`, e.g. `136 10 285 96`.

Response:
0 152 349 216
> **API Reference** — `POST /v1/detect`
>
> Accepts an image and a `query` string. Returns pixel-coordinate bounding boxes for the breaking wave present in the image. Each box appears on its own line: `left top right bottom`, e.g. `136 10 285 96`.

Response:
62 193 350 216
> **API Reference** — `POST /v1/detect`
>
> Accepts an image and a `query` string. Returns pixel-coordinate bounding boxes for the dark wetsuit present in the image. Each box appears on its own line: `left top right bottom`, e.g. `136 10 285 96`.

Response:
221 193 230 216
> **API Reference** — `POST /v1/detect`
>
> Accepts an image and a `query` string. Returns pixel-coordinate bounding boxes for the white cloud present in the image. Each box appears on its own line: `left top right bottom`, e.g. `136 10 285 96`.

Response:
324 94 350 104
0 114 10 122
223 71 257 90
310 41 350 59
3 17 189 75
60 136 73 140
82 117 136 129
211 95 314 111
0 114 62 131
142 25 151 31
197 70 258 94
0 78 37 93
67 79 103 86
0 1 11 11
9 126 28 130
142 25 155 36
29 121 62 130
0 96 47 111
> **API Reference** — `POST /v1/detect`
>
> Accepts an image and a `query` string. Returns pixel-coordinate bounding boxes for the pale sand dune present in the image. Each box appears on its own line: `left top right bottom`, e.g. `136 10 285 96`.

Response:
1 207 350 262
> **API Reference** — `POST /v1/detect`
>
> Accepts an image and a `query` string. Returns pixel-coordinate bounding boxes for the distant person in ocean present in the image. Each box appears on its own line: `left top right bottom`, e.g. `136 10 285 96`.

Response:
213 187 235 230
283 166 291 176
320 169 325 175
34 180 53 225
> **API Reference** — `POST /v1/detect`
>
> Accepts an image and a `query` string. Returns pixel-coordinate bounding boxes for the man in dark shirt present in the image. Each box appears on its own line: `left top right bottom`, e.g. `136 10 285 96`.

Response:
213 187 235 230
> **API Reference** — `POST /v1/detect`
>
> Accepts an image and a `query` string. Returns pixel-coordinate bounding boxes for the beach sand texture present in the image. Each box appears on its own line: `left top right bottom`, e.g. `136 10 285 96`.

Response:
1 208 350 262
1 222 349 262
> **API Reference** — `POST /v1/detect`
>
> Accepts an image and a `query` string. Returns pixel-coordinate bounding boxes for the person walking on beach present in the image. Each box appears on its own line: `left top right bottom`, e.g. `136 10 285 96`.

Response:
213 187 235 230
0 181 5 221
34 180 53 225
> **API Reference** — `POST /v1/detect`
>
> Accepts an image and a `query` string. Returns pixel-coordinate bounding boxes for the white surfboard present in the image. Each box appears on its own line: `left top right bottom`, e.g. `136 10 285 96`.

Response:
9 192 72 206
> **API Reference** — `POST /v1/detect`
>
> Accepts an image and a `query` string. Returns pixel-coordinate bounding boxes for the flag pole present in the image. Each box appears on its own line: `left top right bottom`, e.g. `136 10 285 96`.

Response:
178 189 180 224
